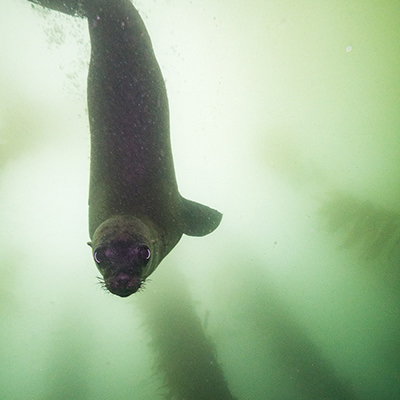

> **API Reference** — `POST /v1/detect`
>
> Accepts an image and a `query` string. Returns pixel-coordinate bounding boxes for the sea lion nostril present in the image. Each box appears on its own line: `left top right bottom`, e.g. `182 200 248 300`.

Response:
115 273 130 286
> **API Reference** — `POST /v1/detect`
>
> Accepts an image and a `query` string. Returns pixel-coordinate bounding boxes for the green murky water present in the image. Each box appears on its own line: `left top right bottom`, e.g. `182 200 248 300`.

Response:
1 1 399 399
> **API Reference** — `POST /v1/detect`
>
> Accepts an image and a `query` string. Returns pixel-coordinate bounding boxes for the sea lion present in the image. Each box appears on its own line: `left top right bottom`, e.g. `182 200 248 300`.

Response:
28 0 222 297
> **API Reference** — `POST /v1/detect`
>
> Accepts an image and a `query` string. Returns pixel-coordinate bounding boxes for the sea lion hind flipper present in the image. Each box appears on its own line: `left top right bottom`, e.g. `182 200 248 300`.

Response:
181 198 222 237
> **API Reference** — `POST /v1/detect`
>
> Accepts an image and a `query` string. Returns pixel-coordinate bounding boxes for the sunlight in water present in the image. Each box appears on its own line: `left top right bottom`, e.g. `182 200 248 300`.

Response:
0 1 399 399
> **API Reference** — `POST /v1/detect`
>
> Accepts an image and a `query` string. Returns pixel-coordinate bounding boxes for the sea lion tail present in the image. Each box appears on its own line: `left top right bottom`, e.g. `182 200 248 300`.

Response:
181 198 222 237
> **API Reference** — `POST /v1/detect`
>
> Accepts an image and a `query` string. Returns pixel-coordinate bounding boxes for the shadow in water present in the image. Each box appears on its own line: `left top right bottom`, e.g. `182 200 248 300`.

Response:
43 312 91 400
247 279 359 400
212 257 361 400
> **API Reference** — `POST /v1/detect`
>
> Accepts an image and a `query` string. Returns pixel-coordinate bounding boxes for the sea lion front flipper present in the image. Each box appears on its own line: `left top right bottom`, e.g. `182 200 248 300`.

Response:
181 198 222 237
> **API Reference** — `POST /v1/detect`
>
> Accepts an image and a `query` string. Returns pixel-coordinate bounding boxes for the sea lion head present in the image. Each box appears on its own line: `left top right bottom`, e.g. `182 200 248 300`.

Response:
89 215 161 297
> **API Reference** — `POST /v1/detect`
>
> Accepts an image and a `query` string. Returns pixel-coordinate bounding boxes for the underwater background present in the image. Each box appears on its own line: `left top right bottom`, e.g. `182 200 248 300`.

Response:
1 0 400 399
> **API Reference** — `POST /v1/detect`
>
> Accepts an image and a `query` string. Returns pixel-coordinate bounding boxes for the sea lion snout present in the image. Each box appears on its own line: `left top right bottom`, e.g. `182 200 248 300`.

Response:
107 273 143 297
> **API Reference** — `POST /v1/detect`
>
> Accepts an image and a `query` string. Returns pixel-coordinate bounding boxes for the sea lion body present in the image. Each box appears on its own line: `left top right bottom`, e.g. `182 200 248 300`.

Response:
28 0 222 297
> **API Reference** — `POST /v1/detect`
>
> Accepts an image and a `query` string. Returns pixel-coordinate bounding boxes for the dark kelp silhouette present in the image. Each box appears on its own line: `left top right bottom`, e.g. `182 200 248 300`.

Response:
137 266 238 400
0 74 51 170
320 192 400 267
27 0 221 297
261 131 400 282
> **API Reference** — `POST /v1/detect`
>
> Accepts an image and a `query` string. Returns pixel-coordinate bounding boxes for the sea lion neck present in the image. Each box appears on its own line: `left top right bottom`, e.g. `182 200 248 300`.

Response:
91 215 160 250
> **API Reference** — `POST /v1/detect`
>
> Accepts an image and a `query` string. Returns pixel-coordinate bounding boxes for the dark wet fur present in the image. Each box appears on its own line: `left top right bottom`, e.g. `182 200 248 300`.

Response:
27 0 222 297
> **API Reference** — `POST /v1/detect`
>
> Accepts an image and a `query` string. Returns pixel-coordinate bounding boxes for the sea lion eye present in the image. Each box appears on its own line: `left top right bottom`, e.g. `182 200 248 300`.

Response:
94 248 107 264
137 245 151 262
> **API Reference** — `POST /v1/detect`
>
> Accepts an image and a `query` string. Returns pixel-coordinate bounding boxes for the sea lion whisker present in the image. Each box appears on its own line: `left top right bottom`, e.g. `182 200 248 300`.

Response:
137 279 148 292
96 275 107 290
